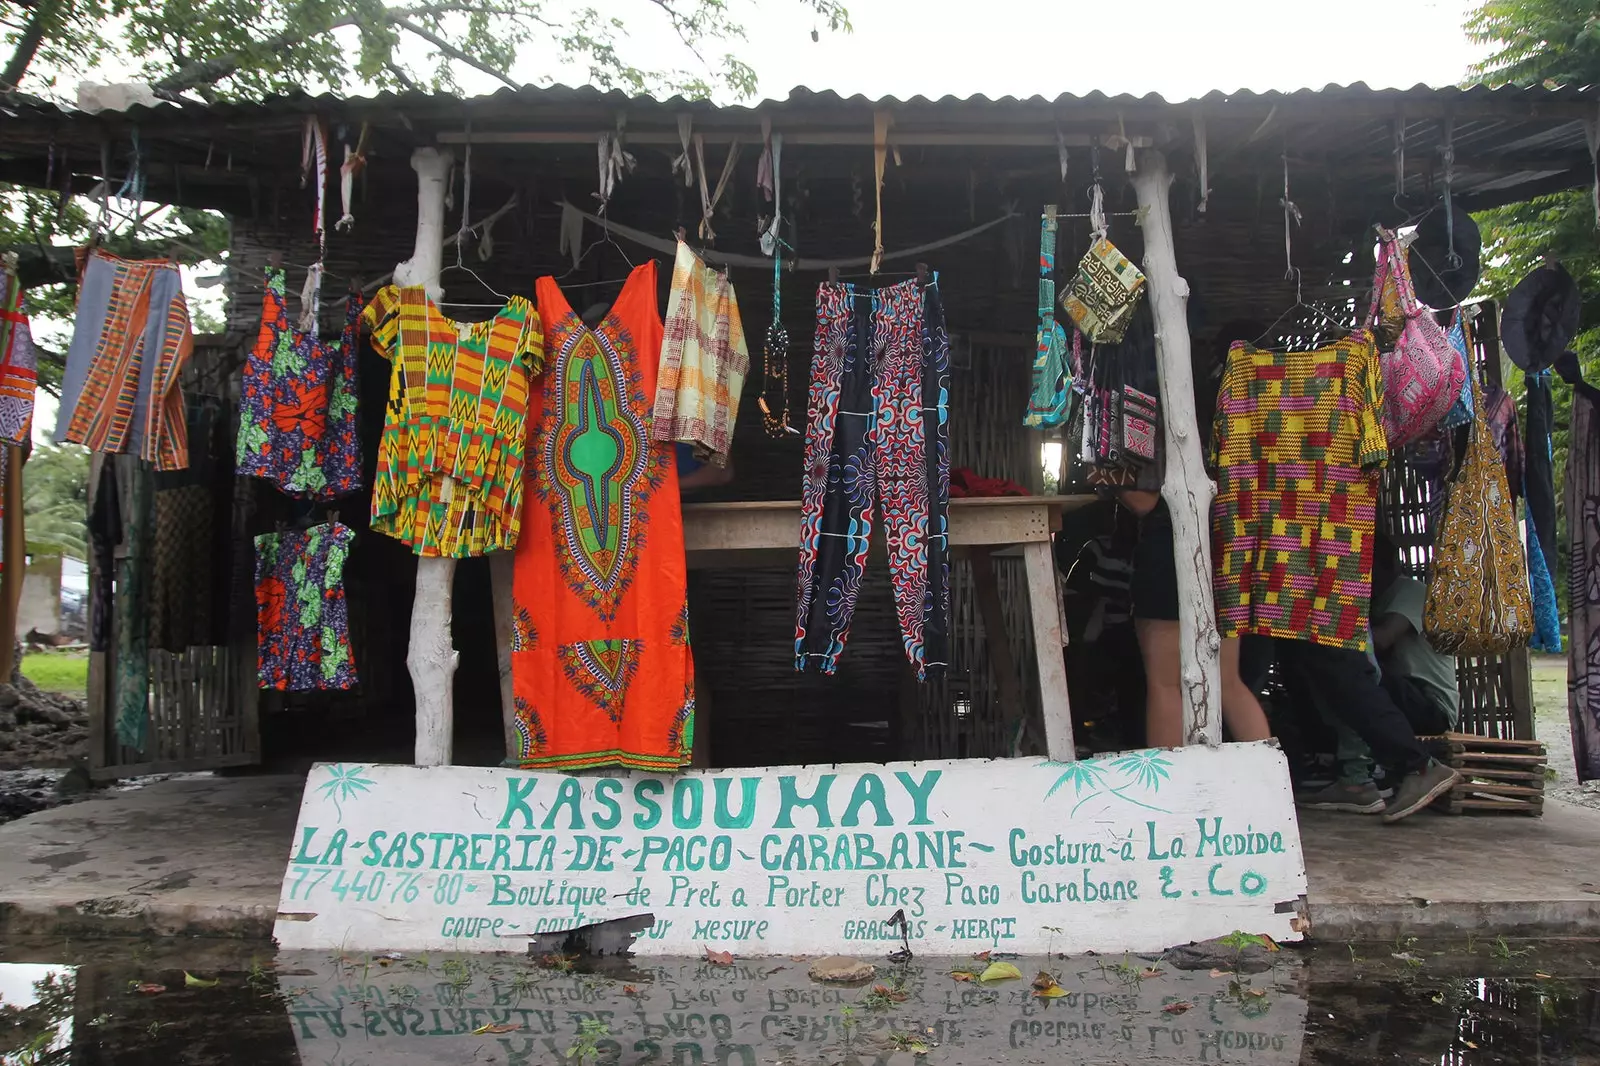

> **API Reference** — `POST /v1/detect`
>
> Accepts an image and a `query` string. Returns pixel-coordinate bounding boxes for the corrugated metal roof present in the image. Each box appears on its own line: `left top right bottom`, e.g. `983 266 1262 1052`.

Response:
4 78 1598 122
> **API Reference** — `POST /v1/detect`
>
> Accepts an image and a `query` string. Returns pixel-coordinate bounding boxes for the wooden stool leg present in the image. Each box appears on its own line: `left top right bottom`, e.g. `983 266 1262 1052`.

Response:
1022 540 1075 761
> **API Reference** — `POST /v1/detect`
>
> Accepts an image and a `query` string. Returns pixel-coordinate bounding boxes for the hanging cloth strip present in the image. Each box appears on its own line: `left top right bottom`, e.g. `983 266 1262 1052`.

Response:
335 122 370 233
672 115 695 187
693 134 740 242
1566 393 1600 782
870 111 890 273
300 117 328 257
558 200 1018 271
596 129 636 212
758 118 784 255
1024 205 1070 428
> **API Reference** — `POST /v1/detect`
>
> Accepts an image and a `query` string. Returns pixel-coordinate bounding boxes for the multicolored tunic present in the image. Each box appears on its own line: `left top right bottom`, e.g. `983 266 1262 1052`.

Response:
1210 332 1388 650
651 240 749 467
237 266 362 498
510 262 695 771
362 286 543 557
254 521 358 690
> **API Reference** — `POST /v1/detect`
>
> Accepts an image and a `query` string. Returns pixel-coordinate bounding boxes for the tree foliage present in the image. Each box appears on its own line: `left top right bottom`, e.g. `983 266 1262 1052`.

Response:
23 444 89 560
3 0 849 101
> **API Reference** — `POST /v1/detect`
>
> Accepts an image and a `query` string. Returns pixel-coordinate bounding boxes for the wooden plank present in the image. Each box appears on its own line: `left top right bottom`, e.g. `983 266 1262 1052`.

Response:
1433 732 1546 749
1453 782 1545 799
1506 646 1536 740
1452 767 1548 783
1439 750 1548 765
1022 540 1074 761
681 496 1095 555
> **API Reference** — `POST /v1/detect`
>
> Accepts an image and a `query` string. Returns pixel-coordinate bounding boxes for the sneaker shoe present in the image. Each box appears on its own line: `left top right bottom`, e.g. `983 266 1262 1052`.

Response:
1296 781 1386 814
1381 760 1460 824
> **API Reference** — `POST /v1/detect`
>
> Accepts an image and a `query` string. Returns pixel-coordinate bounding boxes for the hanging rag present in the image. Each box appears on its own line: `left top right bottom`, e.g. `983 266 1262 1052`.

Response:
758 118 784 256
1525 369 1561 651
757 117 776 201
335 123 370 232
692 135 740 242
1024 205 1070 428
672 115 694 187
596 130 636 210
559 201 585 271
300 117 328 257
652 240 750 467
870 111 890 274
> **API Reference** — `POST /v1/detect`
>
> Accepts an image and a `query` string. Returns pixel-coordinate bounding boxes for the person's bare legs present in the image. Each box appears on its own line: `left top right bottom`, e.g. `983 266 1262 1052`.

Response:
1219 636 1271 741
1138 622 1271 745
1135 619 1184 747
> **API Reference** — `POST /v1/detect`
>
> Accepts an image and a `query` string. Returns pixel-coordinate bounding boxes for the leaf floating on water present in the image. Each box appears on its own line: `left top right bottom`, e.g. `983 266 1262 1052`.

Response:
1431 992 1446 1004
472 1023 521 1034
1209 969 1232 978
132 983 166 995
973 950 992 962
1162 1001 1194 1014
872 983 908 1002
1032 980 1069 999
703 948 734 966
1246 988 1268 998
1463 1040 1479 1049
623 985 640 995
978 962 1023 983
183 972 219 989
1139 968 1165 979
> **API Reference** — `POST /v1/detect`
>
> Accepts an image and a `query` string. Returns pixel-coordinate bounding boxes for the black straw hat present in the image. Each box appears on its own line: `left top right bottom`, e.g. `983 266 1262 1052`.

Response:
1408 204 1482 310
1502 262 1582 373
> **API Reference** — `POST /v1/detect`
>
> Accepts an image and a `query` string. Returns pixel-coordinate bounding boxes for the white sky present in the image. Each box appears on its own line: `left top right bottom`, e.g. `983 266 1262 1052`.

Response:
509 0 1492 103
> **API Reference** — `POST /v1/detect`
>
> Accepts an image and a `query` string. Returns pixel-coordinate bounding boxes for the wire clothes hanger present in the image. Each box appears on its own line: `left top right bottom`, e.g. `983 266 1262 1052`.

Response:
1252 155 1352 348
430 126 515 309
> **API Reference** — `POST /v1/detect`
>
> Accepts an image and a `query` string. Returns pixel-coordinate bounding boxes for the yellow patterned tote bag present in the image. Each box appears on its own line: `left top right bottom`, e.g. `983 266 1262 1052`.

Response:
1062 237 1146 344
1422 367 1534 654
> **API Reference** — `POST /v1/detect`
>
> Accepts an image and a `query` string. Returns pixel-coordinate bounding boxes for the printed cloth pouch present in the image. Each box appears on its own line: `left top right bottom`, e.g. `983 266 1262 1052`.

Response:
1062 236 1146 345
1422 367 1534 655
1025 206 1071 427
1439 309 1475 430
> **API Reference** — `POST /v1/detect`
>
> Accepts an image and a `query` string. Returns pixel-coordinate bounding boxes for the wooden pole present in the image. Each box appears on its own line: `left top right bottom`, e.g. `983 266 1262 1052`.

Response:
397 146 457 766
1129 150 1221 747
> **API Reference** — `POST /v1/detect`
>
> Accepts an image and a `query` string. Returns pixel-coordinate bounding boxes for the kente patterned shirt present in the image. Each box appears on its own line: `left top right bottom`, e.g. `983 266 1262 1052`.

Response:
362 286 544 557
0 265 37 445
1210 331 1389 650
254 521 358 691
236 266 362 499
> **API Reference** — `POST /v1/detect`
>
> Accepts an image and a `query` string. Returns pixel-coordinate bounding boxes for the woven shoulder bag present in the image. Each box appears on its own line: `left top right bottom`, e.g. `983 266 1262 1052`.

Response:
1422 359 1534 655
1368 230 1464 449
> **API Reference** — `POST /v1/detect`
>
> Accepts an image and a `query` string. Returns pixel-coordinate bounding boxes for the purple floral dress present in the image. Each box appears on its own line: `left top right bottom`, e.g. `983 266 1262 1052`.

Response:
237 266 362 498
254 521 358 690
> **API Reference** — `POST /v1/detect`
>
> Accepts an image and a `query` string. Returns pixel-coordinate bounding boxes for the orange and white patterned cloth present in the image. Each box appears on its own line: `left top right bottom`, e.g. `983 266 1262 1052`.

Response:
650 240 748 467
0 263 37 446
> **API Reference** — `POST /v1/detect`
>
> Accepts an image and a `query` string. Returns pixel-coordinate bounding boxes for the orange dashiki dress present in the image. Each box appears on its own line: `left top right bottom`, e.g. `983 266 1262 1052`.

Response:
1210 331 1389 651
510 261 695 771
362 287 543 557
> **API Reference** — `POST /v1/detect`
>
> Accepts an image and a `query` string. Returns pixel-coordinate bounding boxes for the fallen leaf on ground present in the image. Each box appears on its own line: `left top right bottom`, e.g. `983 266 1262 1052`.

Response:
972 950 992 962
1535 972 1553 979
183 973 219 989
1246 988 1268 998
872 983 908 1002
132 983 165 995
703 948 734 966
949 971 974 982
623 985 639 995
1032 979 1069 999
1139 968 1165 979
472 1023 521 1035
1162 1001 1194 1014
1209 969 1232 978
978 961 1023 983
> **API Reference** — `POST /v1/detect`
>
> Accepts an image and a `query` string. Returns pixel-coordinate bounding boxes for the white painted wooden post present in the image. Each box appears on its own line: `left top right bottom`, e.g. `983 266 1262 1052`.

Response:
1130 150 1221 747
395 146 458 766
1023 540 1076 761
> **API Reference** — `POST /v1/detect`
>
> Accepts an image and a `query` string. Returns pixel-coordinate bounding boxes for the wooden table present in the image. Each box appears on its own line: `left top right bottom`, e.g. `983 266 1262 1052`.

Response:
680 496 1098 761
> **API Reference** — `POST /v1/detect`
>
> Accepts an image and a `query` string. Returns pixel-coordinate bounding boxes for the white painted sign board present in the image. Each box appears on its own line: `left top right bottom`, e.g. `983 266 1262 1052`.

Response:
273 743 1307 956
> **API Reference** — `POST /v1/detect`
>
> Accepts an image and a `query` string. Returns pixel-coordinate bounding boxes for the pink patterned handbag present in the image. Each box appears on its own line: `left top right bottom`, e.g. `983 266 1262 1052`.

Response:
1368 229 1464 449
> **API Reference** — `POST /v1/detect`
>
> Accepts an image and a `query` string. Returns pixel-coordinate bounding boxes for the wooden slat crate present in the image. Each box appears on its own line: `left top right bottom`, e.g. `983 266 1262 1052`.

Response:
1423 733 1547 815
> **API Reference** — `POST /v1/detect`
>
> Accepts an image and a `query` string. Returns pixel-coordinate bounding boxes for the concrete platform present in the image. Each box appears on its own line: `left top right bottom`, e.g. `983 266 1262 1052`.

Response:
1 772 1598 942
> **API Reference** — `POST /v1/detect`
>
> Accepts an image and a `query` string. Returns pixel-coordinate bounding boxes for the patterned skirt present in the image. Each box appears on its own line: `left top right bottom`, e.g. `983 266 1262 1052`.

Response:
254 521 358 691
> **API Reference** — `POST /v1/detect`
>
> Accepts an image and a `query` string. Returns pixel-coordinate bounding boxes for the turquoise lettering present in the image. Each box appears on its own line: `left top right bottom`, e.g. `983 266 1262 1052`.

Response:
713 777 758 829
775 775 836 829
634 780 664 830
362 831 386 867
498 778 538 829
894 770 941 825
840 774 893 827
592 779 623 830
542 778 586 830
672 778 704 829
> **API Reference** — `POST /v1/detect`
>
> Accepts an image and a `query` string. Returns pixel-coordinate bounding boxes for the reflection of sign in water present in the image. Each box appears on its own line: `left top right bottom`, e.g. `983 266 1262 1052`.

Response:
274 745 1307 956
279 952 1310 1066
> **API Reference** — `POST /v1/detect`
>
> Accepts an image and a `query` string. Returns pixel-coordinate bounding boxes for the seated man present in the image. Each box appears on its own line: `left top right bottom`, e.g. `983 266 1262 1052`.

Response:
1370 539 1458 737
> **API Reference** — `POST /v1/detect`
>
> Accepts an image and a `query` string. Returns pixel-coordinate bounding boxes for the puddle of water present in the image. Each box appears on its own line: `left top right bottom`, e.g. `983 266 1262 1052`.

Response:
0 941 1596 1065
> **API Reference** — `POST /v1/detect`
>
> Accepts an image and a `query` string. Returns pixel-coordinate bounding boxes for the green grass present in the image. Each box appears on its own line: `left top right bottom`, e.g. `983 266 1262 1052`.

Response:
1531 654 1564 715
20 651 89 695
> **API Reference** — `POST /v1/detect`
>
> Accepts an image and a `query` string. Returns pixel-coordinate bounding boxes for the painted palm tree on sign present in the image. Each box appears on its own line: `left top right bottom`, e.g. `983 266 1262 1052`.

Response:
1042 750 1174 816
316 763 376 823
